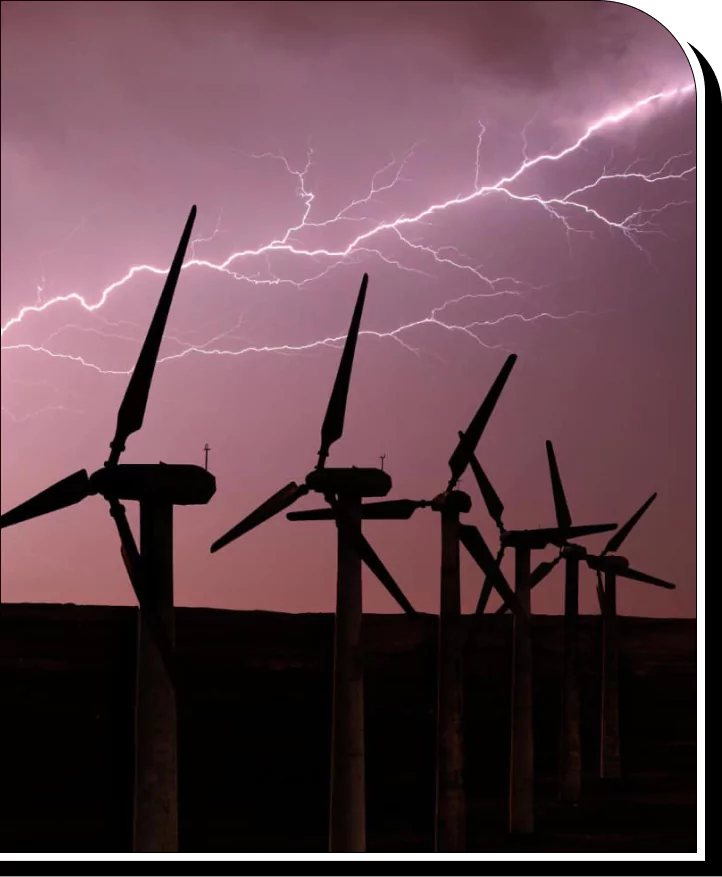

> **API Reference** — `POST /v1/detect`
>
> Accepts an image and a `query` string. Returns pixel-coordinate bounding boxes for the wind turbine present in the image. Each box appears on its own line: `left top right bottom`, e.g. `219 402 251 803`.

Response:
209 273 416 853
0 207 215 852
586 494 674 779
462 447 618 834
540 440 632 804
494 449 674 789
288 353 529 851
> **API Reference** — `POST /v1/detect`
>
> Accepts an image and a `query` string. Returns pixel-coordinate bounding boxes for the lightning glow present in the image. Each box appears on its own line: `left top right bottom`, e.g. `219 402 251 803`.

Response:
1 85 695 393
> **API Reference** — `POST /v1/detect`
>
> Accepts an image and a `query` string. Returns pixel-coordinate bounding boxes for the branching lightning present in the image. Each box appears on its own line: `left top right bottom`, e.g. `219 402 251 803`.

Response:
1 86 695 406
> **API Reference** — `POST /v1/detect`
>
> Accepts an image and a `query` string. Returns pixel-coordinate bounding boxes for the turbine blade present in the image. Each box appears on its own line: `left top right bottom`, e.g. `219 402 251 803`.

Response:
565 523 618 539
288 498 424 521
504 523 618 548
317 273 368 468
107 206 197 465
545 440 572 530
459 524 527 620
447 354 517 487
120 548 175 682
111 500 145 601
111 501 176 683
475 575 495 614
350 530 416 615
464 443 504 528
595 570 607 615
603 493 657 555
211 482 308 553
619 567 676 590
120 541 140 588
356 499 425 519
0 470 90 529
495 558 559 614
532 558 559 587
287 507 337 521
539 523 617 544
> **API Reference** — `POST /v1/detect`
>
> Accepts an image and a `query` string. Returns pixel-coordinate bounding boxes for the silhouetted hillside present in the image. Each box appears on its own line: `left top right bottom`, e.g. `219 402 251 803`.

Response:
0 605 696 852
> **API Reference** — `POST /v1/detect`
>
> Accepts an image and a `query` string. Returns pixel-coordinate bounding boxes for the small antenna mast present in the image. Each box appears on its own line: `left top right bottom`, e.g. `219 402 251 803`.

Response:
204 443 211 471
379 453 386 472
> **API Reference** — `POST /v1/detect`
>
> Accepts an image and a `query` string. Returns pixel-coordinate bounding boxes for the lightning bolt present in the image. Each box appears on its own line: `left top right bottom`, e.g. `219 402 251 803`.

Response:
1 85 695 394
0 377 85 423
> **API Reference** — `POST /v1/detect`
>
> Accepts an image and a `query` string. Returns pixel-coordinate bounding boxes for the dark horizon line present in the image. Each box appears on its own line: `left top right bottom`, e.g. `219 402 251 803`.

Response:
0 599 697 621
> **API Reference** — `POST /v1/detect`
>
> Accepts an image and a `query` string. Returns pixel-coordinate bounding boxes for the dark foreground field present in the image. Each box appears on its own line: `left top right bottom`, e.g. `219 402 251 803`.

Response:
0 604 696 852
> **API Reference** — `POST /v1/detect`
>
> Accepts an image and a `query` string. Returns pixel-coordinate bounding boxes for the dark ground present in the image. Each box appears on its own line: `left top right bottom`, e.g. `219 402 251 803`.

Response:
0 604 696 852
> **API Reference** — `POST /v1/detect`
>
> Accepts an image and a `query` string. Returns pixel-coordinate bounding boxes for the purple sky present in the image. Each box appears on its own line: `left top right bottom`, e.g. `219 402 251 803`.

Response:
0 1 696 616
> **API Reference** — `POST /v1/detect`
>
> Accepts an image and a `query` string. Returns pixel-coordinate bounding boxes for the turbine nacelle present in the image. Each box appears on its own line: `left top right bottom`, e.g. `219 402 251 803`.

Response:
585 554 631 574
92 464 216 506
304 467 391 499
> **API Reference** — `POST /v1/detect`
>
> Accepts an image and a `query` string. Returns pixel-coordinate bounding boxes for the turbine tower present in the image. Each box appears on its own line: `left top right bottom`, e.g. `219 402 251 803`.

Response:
209 273 416 853
541 440 626 804
586 494 673 779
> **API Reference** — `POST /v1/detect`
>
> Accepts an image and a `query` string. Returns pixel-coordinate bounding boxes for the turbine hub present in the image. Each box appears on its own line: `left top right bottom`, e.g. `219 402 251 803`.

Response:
431 490 472 514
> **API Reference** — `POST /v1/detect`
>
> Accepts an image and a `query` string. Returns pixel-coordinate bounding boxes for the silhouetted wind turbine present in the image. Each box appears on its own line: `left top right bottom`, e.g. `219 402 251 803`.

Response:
584 494 674 779
463 446 617 834
540 440 629 804
210 273 415 853
495 449 673 789
289 353 527 851
0 207 215 852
